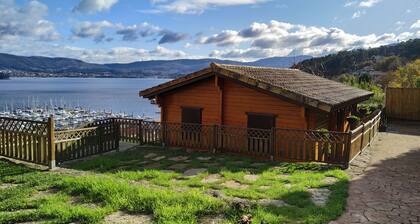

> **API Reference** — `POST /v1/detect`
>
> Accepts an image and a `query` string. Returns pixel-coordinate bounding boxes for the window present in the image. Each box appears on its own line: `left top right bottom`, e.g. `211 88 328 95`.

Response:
247 113 275 129
181 107 202 143
181 107 202 124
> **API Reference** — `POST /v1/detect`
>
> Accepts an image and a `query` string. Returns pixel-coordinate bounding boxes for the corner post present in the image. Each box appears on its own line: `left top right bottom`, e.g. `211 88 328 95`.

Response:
47 116 56 169
270 127 276 161
114 119 120 152
344 132 352 169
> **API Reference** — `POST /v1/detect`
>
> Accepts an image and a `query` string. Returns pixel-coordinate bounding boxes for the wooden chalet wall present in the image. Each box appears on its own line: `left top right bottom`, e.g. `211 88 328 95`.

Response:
159 73 311 129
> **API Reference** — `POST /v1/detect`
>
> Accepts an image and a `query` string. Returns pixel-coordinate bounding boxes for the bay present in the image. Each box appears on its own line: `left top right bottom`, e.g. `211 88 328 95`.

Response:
0 77 169 119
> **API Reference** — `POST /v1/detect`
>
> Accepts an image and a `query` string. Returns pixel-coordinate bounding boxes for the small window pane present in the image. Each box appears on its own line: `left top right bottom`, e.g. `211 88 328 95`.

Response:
247 114 275 129
182 107 202 124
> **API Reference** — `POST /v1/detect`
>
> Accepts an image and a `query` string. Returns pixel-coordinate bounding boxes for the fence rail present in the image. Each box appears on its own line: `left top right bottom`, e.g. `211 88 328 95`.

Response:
0 111 381 168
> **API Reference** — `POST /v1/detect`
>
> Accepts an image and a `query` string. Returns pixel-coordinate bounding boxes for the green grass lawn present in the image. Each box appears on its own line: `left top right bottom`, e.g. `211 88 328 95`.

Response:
0 146 349 224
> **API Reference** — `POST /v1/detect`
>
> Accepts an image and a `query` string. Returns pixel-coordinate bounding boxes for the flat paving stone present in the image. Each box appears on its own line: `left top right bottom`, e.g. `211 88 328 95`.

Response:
243 174 259 182
152 156 166 161
168 163 188 170
258 199 287 207
197 156 212 161
199 214 226 224
183 168 207 176
308 188 331 206
0 183 18 189
323 176 339 185
104 211 152 224
168 156 189 161
201 174 222 184
222 180 249 190
143 153 157 159
333 121 420 224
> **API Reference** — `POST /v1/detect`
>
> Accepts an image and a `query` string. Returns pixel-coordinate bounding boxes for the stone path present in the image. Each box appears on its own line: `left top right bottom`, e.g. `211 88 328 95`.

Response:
332 120 420 224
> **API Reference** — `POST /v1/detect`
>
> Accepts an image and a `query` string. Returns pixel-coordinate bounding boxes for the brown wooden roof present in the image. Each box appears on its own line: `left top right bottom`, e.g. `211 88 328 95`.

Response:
140 63 373 112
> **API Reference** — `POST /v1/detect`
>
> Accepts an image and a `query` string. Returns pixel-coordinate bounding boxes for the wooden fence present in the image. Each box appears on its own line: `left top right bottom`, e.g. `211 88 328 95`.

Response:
0 117 53 167
0 112 381 168
386 88 420 121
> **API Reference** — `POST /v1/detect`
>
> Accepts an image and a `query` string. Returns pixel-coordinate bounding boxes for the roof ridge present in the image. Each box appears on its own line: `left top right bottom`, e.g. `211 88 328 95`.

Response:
211 62 299 71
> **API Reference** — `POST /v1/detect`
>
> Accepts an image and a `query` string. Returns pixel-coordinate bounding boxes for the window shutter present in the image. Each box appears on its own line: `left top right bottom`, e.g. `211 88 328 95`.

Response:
182 107 202 124
247 114 275 129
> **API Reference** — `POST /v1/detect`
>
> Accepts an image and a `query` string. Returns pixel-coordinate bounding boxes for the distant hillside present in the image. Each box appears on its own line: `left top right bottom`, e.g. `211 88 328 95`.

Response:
293 39 420 79
0 53 311 78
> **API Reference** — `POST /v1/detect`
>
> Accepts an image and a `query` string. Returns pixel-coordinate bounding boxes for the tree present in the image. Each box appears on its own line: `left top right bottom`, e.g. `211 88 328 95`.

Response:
415 76 420 88
387 59 420 88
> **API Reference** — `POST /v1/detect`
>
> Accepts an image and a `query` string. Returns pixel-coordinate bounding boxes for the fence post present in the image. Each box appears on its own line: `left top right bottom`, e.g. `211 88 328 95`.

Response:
114 119 120 152
212 124 218 153
360 123 364 152
161 122 166 148
270 127 276 161
344 132 352 169
139 120 143 144
47 116 56 169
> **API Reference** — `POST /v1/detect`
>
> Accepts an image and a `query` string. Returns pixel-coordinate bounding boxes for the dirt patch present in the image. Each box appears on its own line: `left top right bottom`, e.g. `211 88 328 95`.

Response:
222 180 249 190
199 214 226 224
183 168 207 176
308 188 330 206
144 153 157 159
168 156 189 161
243 174 259 182
104 211 153 224
201 174 222 184
258 199 287 207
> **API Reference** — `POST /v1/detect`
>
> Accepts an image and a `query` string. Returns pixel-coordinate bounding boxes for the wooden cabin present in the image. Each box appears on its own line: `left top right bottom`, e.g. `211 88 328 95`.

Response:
140 63 373 132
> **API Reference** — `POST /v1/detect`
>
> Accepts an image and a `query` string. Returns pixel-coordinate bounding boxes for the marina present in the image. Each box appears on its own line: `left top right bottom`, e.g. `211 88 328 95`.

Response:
0 106 154 130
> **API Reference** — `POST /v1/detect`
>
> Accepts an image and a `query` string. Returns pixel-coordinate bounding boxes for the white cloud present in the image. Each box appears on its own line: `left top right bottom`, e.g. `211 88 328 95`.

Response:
344 1 357 7
196 20 420 60
150 0 269 14
0 0 59 41
73 0 118 14
352 10 365 19
410 20 420 29
359 0 381 8
71 20 115 42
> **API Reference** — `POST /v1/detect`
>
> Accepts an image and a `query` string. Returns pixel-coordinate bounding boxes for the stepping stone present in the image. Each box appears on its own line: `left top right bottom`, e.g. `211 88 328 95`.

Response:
144 153 157 159
251 162 265 167
169 163 188 170
199 214 226 224
183 168 207 176
152 156 166 161
0 183 18 189
138 161 149 165
143 163 162 169
32 189 58 200
258 199 287 207
308 188 331 206
259 185 270 190
201 174 222 184
104 211 152 224
168 156 189 161
197 156 212 161
243 174 259 182
222 180 249 190
284 183 292 189
69 196 99 209
323 176 339 185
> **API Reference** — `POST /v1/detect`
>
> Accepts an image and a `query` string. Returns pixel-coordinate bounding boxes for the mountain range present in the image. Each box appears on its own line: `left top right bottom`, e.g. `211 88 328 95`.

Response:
0 53 311 78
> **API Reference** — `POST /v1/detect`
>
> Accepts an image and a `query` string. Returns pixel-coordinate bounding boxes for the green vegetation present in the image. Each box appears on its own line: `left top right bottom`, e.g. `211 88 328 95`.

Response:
386 59 420 88
0 147 349 223
294 39 420 78
339 74 384 112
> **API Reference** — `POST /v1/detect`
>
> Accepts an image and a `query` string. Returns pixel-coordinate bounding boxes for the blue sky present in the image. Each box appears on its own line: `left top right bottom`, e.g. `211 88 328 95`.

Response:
0 0 419 63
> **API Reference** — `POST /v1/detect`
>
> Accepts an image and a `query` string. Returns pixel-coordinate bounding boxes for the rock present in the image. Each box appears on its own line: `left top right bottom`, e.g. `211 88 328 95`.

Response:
243 174 259 182
222 180 249 190
308 188 331 206
144 153 157 159
104 211 153 224
201 174 222 184
239 214 252 224
183 168 207 176
168 156 189 161
258 199 287 207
